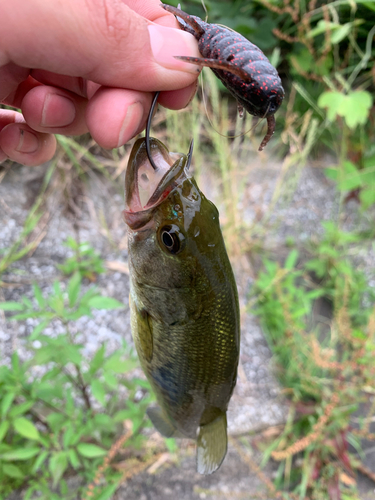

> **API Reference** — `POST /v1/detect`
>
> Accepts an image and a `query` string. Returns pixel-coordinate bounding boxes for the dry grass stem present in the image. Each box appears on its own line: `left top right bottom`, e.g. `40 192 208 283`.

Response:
82 423 133 499
272 394 339 460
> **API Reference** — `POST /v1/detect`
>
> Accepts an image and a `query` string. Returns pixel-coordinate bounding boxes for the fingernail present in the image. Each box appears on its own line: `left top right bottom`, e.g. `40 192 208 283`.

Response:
16 129 39 154
41 94 76 127
184 80 199 108
148 24 200 73
117 102 144 147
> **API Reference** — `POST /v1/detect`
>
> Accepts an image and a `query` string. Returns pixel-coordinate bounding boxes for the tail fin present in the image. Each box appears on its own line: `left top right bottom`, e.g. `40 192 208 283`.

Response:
196 413 228 475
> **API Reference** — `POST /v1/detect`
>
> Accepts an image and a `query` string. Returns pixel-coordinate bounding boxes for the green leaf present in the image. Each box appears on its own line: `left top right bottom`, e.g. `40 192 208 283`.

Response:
65 236 78 250
319 90 373 129
307 20 339 38
88 296 124 310
164 437 177 453
68 448 80 469
96 483 120 500
324 167 338 181
0 447 40 461
360 187 375 209
91 379 106 406
363 1 375 11
0 420 10 442
93 413 114 428
103 371 118 390
1 393 16 418
318 91 344 121
33 283 46 308
338 161 363 191
49 451 68 488
22 296 33 309
104 352 138 374
61 479 69 496
63 425 75 448
68 272 81 307
30 319 50 340
89 344 106 375
341 91 373 129
31 450 49 473
13 417 40 441
330 23 352 44
76 443 107 458
46 412 66 432
9 401 34 418
284 250 299 270
0 301 24 311
2 463 25 479
113 409 134 422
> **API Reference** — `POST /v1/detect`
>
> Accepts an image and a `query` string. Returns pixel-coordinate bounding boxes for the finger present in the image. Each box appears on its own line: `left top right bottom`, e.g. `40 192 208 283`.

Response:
0 62 30 101
0 111 56 166
21 86 89 135
158 81 198 110
86 88 152 148
30 69 101 99
0 0 201 92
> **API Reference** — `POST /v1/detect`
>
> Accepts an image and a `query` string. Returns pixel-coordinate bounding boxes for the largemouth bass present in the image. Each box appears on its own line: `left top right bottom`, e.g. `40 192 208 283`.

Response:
123 137 240 474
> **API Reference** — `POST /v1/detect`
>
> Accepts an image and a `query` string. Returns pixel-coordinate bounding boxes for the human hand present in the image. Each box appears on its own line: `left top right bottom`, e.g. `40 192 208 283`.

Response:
0 0 200 166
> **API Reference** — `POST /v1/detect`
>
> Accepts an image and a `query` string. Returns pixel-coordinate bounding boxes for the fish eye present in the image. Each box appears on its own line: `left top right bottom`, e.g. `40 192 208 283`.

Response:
159 224 185 254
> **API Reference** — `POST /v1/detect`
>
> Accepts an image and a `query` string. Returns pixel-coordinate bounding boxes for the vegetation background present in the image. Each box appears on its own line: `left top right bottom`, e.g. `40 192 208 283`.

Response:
0 0 374 498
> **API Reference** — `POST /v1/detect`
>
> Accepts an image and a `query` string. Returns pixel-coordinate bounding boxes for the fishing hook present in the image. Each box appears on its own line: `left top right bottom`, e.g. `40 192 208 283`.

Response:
145 91 194 171
145 91 160 171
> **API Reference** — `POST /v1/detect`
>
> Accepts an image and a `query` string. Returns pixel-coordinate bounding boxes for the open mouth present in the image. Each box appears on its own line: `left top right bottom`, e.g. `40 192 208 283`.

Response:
123 138 188 229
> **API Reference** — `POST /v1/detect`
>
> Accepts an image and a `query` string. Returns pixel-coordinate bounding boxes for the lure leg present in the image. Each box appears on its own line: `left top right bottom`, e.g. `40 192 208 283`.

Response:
174 56 253 83
161 4 205 36
258 115 275 152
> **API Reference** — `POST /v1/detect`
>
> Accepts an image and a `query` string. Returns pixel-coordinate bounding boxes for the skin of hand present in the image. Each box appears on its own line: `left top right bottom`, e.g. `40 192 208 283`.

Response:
0 0 201 166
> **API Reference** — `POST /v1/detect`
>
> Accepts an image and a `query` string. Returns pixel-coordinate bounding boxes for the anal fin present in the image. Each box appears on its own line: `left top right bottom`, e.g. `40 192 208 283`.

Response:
147 406 177 438
196 413 228 475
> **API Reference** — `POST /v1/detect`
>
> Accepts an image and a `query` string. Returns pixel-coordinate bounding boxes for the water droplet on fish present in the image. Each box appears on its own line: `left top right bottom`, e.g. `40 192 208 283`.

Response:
194 227 200 237
208 243 215 247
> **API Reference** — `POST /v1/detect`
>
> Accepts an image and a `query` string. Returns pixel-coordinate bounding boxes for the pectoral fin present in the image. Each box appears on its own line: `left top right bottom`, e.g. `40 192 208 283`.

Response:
147 406 178 438
129 295 153 363
196 413 228 475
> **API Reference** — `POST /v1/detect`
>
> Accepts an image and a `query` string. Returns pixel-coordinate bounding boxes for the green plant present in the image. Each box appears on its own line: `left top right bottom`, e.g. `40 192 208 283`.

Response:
305 222 375 325
251 223 375 499
0 273 153 499
259 0 375 206
57 237 105 280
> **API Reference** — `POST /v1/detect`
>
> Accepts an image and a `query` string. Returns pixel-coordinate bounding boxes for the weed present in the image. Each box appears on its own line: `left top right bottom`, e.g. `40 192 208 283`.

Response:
0 272 153 499
251 222 375 499
57 237 105 281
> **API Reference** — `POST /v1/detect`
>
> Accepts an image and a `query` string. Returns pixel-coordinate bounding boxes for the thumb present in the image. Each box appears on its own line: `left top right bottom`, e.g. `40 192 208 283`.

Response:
0 0 200 92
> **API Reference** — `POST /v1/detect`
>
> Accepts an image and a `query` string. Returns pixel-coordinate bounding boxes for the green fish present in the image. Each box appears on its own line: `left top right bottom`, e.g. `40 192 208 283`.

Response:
123 137 240 474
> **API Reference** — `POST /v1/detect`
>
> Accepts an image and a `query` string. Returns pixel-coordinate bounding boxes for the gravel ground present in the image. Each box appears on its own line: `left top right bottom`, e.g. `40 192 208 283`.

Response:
1 152 375 498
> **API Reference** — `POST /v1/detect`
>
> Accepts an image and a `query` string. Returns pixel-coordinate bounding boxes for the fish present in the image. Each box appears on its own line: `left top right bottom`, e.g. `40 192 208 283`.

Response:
123 137 240 474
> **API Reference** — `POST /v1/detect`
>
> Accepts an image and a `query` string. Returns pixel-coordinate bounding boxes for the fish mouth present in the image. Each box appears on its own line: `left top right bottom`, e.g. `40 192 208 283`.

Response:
123 138 188 230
